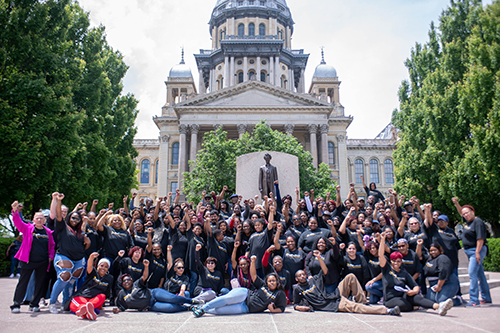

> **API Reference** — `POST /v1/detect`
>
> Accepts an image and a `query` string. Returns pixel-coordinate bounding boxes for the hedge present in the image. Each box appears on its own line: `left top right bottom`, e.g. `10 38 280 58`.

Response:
484 238 500 272
0 237 15 277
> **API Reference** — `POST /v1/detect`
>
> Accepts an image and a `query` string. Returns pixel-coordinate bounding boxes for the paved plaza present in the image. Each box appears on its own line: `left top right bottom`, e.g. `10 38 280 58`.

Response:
1 272 499 333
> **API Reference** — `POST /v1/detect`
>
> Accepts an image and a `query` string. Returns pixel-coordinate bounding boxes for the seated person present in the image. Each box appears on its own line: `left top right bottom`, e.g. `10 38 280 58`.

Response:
113 259 151 312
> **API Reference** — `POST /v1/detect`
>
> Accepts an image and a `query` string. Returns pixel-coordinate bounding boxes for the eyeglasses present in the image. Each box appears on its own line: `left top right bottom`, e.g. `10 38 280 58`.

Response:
293 218 300 221
123 279 133 282
175 266 185 269
397 245 406 248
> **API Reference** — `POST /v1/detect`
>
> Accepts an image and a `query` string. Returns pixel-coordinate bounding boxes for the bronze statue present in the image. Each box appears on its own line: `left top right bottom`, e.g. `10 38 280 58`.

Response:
259 153 278 200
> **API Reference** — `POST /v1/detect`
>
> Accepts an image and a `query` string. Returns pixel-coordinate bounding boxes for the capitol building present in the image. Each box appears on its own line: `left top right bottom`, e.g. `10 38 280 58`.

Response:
133 0 397 201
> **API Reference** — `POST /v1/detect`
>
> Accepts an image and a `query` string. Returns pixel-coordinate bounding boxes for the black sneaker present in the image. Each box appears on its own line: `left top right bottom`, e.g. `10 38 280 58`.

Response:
389 306 401 316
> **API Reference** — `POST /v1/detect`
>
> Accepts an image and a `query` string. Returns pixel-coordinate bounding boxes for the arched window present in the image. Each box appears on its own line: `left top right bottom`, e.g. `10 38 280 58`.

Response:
328 142 335 165
140 159 150 184
238 72 244 83
278 30 283 39
248 23 255 36
259 23 266 36
155 160 159 184
249 70 256 80
260 71 266 82
238 24 244 37
384 159 394 184
172 142 179 165
355 159 364 184
369 159 379 184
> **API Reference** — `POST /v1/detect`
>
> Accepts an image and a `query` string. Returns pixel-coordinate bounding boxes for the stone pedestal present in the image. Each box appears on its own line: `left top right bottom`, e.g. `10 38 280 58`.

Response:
236 151 299 210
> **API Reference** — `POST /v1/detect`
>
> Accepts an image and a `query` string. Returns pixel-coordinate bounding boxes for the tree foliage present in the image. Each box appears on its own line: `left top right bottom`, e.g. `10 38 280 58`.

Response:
392 0 500 230
183 120 335 203
0 0 138 216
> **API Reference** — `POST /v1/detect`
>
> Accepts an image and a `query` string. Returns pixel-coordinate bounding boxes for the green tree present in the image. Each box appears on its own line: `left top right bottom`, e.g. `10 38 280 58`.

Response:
183 120 335 203
392 0 500 232
0 0 138 216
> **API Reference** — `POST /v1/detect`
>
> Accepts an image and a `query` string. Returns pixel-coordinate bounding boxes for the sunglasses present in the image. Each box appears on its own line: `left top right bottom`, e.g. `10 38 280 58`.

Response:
175 266 185 269
397 245 406 248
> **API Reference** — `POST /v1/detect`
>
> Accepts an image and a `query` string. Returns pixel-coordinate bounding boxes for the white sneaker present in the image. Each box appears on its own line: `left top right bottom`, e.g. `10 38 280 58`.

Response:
438 298 454 316
16 273 20 277
49 304 59 314
9 274 14 278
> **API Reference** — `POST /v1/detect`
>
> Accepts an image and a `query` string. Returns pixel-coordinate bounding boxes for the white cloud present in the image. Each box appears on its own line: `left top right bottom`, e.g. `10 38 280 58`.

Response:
77 0 493 139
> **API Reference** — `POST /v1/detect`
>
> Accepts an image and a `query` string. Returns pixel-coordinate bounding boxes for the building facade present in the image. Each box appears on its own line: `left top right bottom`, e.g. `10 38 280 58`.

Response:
133 0 397 202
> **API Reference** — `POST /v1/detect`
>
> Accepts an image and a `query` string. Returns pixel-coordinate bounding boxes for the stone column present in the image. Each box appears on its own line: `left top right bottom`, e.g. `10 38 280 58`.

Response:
178 124 189 191
299 68 305 93
230 56 235 86
288 69 293 91
189 124 200 170
336 134 349 199
157 134 170 196
275 55 280 87
256 56 261 81
320 124 329 165
269 56 274 85
284 123 294 135
199 69 205 94
308 124 318 168
243 56 248 82
237 124 247 139
224 56 229 88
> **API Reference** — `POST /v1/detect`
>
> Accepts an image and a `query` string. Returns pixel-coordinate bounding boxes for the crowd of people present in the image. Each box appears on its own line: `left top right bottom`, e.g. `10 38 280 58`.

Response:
8 176 492 320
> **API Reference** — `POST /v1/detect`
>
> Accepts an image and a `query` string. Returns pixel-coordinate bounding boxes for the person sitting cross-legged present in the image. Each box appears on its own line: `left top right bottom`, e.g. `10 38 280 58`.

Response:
293 249 401 316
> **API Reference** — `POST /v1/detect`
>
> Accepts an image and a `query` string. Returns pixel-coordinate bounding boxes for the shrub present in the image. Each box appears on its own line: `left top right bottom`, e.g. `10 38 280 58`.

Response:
484 238 500 272
0 237 15 277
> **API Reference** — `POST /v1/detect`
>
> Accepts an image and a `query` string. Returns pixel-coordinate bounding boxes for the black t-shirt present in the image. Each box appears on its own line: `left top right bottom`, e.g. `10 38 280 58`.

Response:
342 255 370 286
403 229 429 251
462 217 487 249
248 229 273 270
145 251 167 289
340 228 362 252
298 228 332 253
73 268 113 299
169 228 191 262
424 223 461 268
55 220 86 261
196 261 224 294
133 232 148 251
381 263 418 303
285 225 306 243
423 254 452 281
293 273 341 312
115 257 145 282
185 233 206 274
25 227 49 267
116 278 151 311
84 225 102 258
246 276 287 313
401 249 422 276
99 225 134 258
281 248 306 278
164 273 189 294
304 247 341 286
363 251 382 279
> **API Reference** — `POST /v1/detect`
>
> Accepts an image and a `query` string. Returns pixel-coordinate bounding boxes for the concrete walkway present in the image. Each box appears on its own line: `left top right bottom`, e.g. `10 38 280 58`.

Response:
1 273 500 333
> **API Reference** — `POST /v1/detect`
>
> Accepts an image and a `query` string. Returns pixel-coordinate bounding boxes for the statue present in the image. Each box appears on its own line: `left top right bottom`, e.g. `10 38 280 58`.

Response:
259 153 278 200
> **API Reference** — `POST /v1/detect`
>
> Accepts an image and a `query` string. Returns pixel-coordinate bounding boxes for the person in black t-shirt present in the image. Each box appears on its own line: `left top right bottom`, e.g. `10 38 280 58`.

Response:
293 250 398 315
231 240 252 290
451 198 492 306
342 242 370 288
379 232 454 315
113 259 151 312
145 228 167 289
191 255 286 317
69 252 113 320
193 244 228 298
164 245 190 297
114 246 145 282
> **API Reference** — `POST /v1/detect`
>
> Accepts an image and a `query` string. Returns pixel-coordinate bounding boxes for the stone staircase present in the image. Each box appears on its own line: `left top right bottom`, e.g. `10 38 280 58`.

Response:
458 249 500 295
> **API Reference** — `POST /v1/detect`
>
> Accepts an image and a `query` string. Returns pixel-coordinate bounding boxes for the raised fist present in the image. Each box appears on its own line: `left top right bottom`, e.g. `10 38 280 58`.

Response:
118 250 125 257
195 244 202 251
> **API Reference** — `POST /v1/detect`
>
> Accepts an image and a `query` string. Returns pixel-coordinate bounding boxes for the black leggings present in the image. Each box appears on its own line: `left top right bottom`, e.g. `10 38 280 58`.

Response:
385 294 435 312
12 262 48 308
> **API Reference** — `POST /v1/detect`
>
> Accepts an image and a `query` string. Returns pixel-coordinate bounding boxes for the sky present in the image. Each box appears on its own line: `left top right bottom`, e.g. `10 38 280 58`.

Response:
77 0 493 140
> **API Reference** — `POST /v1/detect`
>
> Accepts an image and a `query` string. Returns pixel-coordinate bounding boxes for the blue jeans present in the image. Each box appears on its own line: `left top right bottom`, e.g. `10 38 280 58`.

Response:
325 282 338 294
50 254 86 304
204 287 249 315
464 247 491 304
150 288 192 313
189 271 198 297
426 273 460 305
10 254 19 275
366 280 384 304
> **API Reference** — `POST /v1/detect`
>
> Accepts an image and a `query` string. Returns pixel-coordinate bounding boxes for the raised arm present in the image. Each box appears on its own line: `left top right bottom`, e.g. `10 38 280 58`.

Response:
379 233 387 268
90 199 98 213
267 205 275 230
250 255 258 283
326 218 337 238
231 240 240 270
274 223 283 250
142 259 150 282
423 203 433 228
335 185 342 208
87 252 99 275
313 250 328 275
415 198 425 221
357 229 366 252
166 245 173 271
96 209 112 232
146 227 153 253
49 192 58 220
397 212 408 238
451 197 462 216
173 188 180 205
295 187 301 214
123 195 129 216
204 214 212 236
154 197 161 222
56 193 65 221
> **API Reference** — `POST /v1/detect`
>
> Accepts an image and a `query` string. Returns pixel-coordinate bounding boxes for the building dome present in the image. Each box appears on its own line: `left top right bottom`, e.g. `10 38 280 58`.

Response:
212 0 292 21
313 50 337 78
168 50 193 78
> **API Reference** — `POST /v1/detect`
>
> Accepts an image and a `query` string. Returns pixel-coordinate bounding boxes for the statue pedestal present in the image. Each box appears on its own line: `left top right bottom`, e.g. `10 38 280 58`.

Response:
236 151 299 210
